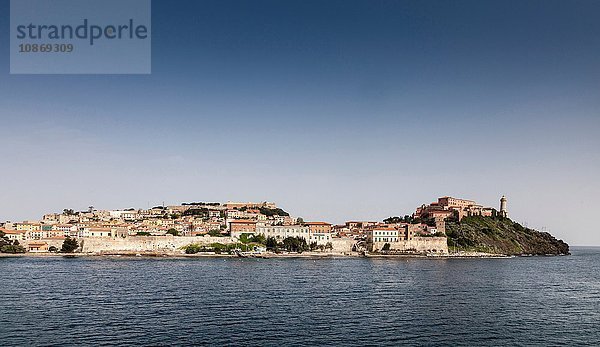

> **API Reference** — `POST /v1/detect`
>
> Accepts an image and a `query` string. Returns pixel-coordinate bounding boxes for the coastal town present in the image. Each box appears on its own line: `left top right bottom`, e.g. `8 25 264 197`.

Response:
0 196 509 256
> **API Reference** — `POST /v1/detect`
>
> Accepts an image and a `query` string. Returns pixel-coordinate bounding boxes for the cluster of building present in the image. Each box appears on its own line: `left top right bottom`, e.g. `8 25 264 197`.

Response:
0 201 335 251
415 196 508 222
0 196 508 253
230 221 334 245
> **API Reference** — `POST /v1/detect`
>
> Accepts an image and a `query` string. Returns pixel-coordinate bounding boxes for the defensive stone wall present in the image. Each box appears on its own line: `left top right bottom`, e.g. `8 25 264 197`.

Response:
30 236 360 255
330 238 356 253
371 237 448 253
79 236 236 253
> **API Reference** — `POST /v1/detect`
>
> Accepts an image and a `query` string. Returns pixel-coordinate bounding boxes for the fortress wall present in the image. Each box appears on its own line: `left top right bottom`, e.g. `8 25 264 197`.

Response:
371 237 448 253
80 236 236 253
330 238 356 253
28 236 357 254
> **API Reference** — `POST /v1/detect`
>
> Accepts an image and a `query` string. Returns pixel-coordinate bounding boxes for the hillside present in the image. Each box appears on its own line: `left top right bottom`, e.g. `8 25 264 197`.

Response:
445 216 569 255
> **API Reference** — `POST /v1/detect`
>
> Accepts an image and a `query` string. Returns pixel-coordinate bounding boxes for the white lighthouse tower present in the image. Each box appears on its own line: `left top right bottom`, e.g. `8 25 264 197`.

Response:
499 195 508 217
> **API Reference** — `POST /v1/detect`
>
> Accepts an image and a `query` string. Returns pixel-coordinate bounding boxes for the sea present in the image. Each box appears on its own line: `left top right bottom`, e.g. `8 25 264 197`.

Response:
1 247 599 346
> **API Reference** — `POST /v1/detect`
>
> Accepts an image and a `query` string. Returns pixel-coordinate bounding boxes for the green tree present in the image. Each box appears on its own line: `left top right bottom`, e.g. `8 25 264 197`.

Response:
0 230 9 248
0 232 26 253
382 243 391 252
282 236 309 253
258 207 290 217
61 237 79 253
208 229 222 237
1 244 26 254
166 228 179 236
251 234 266 245
384 216 402 224
239 233 252 244
184 244 204 254
182 208 209 218
266 237 278 251
210 243 228 254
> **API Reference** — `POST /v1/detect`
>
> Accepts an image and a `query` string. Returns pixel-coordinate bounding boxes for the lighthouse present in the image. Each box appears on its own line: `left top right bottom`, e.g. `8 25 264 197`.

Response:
499 195 508 217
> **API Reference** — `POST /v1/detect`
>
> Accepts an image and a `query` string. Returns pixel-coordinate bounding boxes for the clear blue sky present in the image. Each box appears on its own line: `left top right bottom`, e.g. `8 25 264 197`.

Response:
1 0 599 245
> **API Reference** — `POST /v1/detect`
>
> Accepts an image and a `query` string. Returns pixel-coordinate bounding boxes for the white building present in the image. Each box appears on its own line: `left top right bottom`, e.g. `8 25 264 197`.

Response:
226 210 244 219
255 225 331 245
79 227 113 238
53 224 78 237
368 228 399 243
109 210 138 221
2 230 28 241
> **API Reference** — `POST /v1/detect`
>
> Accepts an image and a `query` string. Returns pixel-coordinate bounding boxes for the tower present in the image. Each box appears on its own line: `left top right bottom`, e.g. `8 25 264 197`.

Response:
499 195 507 217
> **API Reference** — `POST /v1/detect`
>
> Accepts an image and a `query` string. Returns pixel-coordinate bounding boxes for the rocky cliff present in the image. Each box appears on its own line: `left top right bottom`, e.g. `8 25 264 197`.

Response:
445 216 569 255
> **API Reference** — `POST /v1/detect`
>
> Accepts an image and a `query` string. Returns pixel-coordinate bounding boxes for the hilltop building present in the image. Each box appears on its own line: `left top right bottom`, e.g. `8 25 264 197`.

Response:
415 196 498 221
225 201 276 209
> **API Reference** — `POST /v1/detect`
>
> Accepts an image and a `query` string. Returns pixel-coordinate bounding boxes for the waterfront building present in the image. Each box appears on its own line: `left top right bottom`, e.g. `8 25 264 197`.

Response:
27 242 49 253
78 227 113 238
368 227 399 243
305 222 333 244
255 224 332 245
229 219 257 238
2 229 27 241
257 224 309 240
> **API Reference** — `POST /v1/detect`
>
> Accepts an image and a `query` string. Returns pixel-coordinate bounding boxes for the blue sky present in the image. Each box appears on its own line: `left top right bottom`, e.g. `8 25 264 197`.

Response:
1 0 599 245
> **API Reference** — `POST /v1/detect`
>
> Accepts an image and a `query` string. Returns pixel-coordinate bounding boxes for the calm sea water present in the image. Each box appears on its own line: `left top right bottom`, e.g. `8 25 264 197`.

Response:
1 247 599 346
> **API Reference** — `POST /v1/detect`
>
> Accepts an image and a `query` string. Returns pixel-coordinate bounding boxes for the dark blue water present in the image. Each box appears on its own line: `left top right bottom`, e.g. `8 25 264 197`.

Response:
1 247 599 346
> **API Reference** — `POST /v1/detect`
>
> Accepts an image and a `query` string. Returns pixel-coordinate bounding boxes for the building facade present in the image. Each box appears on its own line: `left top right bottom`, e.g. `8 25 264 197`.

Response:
255 225 332 245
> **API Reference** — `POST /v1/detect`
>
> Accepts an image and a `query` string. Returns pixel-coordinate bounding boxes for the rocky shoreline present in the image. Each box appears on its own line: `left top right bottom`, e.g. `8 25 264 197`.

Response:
446 216 570 256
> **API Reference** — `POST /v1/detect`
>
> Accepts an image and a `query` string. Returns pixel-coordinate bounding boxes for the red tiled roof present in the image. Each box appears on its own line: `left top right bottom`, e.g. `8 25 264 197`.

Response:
3 230 26 234
229 219 256 224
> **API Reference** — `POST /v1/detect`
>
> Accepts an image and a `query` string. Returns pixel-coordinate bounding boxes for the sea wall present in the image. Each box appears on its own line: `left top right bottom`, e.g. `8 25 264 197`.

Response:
371 237 448 253
80 236 236 254
29 236 359 255
330 238 356 253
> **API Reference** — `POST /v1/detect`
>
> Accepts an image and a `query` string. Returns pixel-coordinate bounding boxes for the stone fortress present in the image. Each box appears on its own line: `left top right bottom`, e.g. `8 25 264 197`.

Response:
365 195 508 253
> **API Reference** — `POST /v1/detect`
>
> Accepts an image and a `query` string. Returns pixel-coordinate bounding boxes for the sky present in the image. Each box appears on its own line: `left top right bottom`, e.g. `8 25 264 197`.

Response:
1 0 599 246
